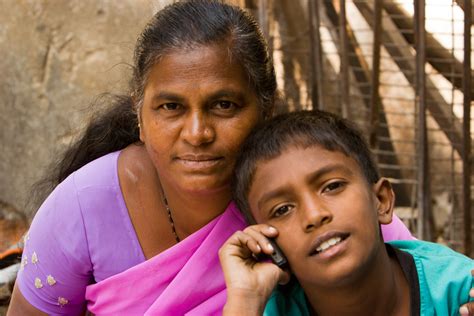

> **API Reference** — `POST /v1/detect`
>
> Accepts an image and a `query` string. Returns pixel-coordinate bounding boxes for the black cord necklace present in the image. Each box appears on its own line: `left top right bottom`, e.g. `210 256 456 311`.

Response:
162 193 181 243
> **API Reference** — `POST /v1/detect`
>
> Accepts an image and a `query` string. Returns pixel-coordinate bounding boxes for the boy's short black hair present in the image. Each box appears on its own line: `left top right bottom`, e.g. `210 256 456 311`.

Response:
232 110 380 222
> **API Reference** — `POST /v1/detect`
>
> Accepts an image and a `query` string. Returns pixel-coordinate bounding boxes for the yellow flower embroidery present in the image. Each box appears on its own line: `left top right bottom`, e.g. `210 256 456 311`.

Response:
23 233 30 245
58 297 69 306
34 277 43 289
31 252 39 264
20 256 27 270
47 275 56 286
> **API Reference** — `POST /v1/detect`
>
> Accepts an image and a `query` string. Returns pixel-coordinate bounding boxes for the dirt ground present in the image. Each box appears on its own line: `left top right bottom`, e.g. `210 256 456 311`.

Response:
0 215 28 314
0 219 27 253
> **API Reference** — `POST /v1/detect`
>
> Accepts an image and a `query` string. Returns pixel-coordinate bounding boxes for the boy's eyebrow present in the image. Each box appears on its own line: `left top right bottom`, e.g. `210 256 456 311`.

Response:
257 187 292 211
256 163 354 211
305 163 354 184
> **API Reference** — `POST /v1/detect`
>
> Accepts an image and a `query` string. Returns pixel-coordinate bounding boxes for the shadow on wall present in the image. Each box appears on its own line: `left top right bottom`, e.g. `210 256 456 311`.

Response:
0 0 167 221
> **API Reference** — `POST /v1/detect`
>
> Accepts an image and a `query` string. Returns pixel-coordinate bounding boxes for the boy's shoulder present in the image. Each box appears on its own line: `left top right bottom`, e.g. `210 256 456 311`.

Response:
388 239 473 315
388 239 471 260
263 279 310 316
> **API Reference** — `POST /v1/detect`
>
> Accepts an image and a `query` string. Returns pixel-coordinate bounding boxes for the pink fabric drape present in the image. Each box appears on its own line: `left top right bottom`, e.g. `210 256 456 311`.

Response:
85 200 412 315
85 202 246 315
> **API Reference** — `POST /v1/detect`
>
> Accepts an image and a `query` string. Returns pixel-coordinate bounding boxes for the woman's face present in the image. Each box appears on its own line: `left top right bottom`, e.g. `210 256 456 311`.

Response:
139 44 262 194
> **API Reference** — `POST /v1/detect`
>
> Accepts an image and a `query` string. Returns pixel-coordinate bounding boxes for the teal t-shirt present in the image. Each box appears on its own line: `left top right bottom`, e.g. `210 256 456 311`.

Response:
264 240 473 316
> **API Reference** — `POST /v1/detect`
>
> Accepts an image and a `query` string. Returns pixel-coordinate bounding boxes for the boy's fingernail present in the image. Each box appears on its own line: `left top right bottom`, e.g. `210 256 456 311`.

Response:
268 226 277 233
459 306 469 316
267 243 274 252
256 245 261 252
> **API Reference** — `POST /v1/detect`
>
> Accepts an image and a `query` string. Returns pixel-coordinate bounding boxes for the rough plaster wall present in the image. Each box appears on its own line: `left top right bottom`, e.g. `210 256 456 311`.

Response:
0 0 172 218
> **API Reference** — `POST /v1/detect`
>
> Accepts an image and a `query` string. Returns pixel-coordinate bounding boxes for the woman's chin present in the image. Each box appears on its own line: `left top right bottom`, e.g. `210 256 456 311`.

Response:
176 178 231 196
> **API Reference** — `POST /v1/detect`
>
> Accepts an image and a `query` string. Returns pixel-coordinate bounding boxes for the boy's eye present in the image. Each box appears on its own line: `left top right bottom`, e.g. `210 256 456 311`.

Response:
323 181 346 193
271 205 293 218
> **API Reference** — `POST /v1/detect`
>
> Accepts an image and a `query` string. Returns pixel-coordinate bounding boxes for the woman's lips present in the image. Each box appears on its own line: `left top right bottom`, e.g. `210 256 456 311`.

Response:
175 155 224 170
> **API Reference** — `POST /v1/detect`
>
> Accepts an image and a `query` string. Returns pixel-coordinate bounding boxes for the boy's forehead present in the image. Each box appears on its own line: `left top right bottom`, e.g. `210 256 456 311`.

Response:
248 146 364 202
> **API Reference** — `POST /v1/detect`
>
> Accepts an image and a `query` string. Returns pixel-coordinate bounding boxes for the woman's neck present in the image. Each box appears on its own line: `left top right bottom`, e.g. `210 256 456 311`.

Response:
159 178 232 239
302 243 410 316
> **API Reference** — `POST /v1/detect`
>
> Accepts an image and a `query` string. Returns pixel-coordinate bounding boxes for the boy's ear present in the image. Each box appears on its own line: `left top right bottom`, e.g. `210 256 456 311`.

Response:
373 178 395 225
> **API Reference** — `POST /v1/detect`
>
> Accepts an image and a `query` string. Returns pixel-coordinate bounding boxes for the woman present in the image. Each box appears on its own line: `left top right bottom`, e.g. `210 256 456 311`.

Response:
5 1 438 315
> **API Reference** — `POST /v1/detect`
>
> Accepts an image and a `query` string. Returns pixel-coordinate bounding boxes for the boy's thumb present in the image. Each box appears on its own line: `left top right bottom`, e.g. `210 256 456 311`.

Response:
277 269 291 285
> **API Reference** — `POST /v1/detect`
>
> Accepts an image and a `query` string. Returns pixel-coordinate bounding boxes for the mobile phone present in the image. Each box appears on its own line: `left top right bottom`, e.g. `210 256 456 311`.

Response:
246 214 288 269
267 238 288 269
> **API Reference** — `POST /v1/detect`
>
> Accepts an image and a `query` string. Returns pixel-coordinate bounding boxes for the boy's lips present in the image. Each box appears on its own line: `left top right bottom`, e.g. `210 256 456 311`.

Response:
309 231 350 256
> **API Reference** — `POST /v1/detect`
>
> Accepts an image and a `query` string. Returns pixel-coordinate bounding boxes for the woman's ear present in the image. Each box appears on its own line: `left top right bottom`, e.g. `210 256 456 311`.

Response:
373 178 395 225
131 94 145 143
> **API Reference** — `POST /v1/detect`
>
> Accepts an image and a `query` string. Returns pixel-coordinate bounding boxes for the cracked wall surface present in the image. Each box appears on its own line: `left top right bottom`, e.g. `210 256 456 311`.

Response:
0 0 171 218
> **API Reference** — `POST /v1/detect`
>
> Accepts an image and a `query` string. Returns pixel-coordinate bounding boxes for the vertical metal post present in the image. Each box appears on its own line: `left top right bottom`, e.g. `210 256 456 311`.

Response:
309 0 325 110
258 0 269 41
415 0 431 240
339 0 349 118
369 0 383 148
462 0 472 256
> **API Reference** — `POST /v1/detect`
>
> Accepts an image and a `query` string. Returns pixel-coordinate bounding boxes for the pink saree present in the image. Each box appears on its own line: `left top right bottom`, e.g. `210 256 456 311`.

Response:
85 202 247 315
85 201 413 315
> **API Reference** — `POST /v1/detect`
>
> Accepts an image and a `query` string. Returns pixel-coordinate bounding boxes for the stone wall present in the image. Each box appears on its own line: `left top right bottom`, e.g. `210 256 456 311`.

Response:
0 0 171 218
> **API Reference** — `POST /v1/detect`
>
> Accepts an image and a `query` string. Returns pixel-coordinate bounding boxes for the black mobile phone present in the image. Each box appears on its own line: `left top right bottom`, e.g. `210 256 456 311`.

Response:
246 215 288 269
267 238 288 269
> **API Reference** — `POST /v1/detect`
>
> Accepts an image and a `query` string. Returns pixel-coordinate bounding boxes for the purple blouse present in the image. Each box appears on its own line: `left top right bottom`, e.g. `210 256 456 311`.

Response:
17 151 414 315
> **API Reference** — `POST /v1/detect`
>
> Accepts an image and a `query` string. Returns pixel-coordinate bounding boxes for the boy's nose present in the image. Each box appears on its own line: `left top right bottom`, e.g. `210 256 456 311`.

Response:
181 111 215 146
300 198 333 232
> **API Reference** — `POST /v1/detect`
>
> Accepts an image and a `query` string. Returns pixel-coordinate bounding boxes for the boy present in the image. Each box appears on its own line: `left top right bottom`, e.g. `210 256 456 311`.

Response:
219 110 473 315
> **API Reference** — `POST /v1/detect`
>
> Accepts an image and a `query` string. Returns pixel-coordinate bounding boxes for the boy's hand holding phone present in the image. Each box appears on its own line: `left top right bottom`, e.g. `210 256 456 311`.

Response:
219 224 290 315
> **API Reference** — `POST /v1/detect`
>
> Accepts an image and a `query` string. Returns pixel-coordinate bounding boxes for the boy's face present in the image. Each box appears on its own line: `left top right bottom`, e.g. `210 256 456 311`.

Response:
247 145 394 289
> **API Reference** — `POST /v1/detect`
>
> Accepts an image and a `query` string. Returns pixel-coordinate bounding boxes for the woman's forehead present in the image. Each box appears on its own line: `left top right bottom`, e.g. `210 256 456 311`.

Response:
157 44 243 76
144 44 256 98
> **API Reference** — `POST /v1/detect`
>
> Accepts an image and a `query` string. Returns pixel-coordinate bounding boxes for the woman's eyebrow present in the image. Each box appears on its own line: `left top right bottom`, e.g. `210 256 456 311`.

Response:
151 90 247 104
208 89 246 102
153 92 185 103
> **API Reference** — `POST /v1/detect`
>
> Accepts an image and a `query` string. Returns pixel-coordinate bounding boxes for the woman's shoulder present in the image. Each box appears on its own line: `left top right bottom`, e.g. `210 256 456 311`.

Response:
117 143 153 183
71 150 122 189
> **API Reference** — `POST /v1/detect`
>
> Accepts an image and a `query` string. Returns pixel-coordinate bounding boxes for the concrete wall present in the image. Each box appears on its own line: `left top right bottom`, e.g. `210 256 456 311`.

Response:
0 0 171 217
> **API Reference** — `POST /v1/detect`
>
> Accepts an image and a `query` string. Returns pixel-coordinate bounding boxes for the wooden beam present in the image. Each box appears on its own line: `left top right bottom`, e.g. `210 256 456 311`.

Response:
355 1 465 157
308 0 325 110
338 0 350 117
258 0 269 40
324 0 412 205
370 0 382 148
414 0 433 241
383 2 473 95
462 0 472 256
455 0 474 24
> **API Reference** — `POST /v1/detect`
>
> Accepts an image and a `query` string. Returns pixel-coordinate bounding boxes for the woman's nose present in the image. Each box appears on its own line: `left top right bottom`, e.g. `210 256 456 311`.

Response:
181 111 215 146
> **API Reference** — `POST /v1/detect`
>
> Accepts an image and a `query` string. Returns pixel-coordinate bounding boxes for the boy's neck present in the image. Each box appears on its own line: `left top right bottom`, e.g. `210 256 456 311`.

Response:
301 243 410 316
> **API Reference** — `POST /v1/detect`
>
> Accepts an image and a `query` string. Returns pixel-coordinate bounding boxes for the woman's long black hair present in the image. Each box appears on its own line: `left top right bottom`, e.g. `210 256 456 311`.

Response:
31 0 277 214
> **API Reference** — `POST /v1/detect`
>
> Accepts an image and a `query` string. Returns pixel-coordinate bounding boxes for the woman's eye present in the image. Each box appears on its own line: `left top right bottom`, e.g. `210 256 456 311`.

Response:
323 181 345 193
272 205 292 218
161 103 181 111
214 101 236 110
